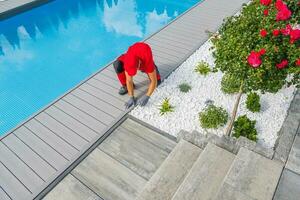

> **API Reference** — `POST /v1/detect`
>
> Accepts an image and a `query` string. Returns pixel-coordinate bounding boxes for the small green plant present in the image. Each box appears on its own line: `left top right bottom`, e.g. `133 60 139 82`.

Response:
221 73 242 94
246 92 261 112
194 61 211 75
159 98 174 115
233 115 257 142
178 83 191 93
199 105 228 129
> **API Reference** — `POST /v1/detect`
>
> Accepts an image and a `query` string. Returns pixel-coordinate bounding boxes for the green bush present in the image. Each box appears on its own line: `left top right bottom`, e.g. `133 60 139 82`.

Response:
195 61 211 76
211 0 300 93
233 115 258 142
199 105 228 129
221 73 242 94
159 98 174 115
246 92 261 112
178 83 192 93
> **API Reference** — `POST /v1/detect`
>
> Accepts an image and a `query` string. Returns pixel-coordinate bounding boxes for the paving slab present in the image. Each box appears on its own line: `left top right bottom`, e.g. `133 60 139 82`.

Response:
273 169 300 200
218 147 283 200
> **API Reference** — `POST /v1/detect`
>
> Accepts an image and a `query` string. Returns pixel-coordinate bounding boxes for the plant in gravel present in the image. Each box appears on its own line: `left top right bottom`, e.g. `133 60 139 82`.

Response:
246 92 261 112
221 73 243 94
211 0 300 135
199 105 228 129
233 115 258 142
159 98 174 115
194 61 211 75
178 83 192 93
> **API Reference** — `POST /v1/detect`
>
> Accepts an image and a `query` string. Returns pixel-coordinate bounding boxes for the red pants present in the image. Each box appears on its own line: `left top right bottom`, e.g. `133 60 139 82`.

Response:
113 59 161 86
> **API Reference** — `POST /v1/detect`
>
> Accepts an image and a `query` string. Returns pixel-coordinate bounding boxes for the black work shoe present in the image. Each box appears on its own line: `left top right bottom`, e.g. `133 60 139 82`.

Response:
158 79 162 86
119 86 128 95
118 84 136 95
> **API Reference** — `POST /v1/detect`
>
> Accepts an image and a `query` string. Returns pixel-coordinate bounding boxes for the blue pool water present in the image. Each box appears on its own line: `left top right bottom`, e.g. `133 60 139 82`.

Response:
0 0 199 136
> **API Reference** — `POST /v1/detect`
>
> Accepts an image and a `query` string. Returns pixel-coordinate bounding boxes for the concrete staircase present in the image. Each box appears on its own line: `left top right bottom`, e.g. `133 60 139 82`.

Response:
136 131 283 200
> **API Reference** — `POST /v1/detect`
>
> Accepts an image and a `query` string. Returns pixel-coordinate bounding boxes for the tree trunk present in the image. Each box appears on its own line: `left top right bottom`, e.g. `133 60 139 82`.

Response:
225 82 244 136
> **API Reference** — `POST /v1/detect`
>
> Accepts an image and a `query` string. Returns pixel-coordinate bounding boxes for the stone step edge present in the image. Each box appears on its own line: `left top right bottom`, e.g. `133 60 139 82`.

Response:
177 130 275 160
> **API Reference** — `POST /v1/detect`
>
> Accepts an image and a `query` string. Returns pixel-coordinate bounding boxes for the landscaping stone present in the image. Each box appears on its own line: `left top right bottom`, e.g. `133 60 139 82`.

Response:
273 169 300 200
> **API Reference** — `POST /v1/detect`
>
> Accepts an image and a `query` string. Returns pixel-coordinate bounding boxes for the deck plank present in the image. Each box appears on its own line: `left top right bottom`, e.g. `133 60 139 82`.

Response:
35 112 89 150
25 119 78 160
63 94 115 126
54 100 107 134
14 126 68 170
0 142 44 193
0 162 31 200
2 134 56 181
45 106 98 142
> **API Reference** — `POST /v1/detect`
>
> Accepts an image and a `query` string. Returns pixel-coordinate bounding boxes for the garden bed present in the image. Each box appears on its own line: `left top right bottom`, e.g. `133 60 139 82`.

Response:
131 40 296 148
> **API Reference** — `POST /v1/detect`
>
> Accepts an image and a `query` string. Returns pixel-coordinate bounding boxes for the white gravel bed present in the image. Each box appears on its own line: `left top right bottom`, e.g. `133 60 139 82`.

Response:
131 40 296 148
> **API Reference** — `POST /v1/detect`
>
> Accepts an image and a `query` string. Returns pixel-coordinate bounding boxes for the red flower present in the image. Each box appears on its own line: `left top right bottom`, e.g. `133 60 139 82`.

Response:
260 0 272 6
272 29 280 36
263 9 269 16
259 48 266 55
281 24 292 35
275 0 284 10
276 59 288 69
275 0 292 21
296 59 300 66
248 51 263 68
260 29 268 37
290 29 300 43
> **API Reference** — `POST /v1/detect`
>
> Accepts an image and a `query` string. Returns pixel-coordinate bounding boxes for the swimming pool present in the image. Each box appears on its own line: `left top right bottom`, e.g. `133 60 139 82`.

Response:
0 0 199 136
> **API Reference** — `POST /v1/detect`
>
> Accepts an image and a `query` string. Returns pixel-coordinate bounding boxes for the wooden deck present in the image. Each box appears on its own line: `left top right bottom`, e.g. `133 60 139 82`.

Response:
0 0 249 199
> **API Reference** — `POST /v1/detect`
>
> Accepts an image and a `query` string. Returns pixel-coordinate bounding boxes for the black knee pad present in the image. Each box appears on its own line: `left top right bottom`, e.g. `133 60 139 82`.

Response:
113 60 125 73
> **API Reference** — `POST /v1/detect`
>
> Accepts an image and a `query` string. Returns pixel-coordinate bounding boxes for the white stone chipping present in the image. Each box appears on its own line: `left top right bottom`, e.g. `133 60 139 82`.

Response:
131 40 296 149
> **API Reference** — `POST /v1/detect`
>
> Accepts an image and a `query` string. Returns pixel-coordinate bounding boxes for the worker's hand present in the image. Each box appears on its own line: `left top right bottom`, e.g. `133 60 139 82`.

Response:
125 96 136 109
138 95 150 107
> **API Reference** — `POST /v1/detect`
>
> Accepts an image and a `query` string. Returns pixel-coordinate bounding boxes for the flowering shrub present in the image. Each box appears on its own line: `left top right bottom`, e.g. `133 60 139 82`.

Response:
212 0 300 93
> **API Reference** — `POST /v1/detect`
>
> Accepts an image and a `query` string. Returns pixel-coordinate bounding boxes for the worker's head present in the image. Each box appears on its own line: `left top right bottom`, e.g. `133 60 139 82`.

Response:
123 53 138 76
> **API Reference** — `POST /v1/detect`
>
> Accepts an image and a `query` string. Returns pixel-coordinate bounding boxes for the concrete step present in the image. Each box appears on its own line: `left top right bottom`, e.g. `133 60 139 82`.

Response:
136 140 202 200
172 143 235 200
215 147 283 200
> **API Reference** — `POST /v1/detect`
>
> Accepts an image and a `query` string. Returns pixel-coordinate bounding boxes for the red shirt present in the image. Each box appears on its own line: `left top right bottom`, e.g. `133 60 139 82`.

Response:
120 42 155 76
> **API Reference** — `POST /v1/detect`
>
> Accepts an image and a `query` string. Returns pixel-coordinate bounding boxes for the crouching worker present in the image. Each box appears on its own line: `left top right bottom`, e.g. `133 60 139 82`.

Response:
113 42 161 109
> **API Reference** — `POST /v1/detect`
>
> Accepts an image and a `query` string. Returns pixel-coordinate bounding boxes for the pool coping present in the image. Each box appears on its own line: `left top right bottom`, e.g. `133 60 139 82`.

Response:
0 0 51 20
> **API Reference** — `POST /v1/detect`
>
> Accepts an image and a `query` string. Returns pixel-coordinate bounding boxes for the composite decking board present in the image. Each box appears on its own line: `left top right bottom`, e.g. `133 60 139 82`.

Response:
25 119 78 160
14 127 68 171
35 112 89 149
0 142 44 193
147 37 191 52
0 162 31 200
146 40 190 55
0 187 11 200
54 100 107 134
45 106 98 142
0 0 250 198
98 127 169 180
63 94 115 125
86 78 130 102
79 83 126 109
71 88 123 117
2 134 56 181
